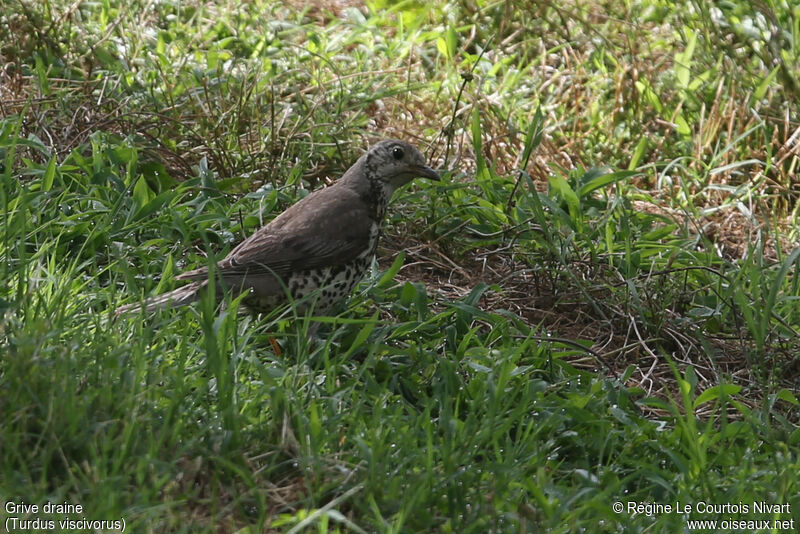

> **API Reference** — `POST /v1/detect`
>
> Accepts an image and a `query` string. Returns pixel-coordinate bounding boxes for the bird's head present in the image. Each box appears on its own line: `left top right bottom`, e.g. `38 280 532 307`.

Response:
359 139 440 197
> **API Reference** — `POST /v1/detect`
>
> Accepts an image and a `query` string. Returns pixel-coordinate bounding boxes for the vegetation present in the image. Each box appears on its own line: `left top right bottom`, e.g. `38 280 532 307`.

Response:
2 0 798 531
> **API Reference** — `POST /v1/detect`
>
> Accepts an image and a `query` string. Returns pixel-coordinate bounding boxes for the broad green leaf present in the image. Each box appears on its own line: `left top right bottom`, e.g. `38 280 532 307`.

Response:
548 175 580 219
754 65 780 101
537 190 574 229
578 170 637 198
521 107 544 168
132 176 154 209
42 155 56 192
693 384 742 409
629 137 648 170
463 282 489 306
675 112 691 137
642 224 678 241
446 26 458 57
133 190 179 221
436 26 457 59
377 252 406 289
775 389 799 406
344 313 378 358
471 109 489 181
675 29 696 88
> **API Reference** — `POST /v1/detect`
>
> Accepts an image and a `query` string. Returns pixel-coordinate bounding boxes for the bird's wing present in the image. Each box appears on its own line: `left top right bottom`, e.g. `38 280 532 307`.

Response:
180 186 373 281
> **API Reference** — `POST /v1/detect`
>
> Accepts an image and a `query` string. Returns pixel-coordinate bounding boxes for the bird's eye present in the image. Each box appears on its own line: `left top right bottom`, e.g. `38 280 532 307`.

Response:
392 146 404 160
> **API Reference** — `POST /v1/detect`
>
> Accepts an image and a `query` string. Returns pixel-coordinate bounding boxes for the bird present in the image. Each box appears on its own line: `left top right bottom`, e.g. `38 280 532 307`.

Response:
114 139 440 320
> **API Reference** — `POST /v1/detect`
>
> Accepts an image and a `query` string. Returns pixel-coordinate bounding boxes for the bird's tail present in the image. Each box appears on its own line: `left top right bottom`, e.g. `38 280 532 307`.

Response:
114 280 208 316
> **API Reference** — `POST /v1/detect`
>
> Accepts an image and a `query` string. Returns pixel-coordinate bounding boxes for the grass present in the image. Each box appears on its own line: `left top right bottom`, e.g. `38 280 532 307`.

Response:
1 0 799 532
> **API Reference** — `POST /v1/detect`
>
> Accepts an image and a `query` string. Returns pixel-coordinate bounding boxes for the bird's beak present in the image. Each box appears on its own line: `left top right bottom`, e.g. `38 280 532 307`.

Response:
413 165 441 181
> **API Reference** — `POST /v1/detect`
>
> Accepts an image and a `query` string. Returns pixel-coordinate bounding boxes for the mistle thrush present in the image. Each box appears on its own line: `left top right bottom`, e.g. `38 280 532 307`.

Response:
114 139 440 318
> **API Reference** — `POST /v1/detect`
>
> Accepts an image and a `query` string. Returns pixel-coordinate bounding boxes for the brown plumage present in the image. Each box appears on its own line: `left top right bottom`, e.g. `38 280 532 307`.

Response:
115 139 439 317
